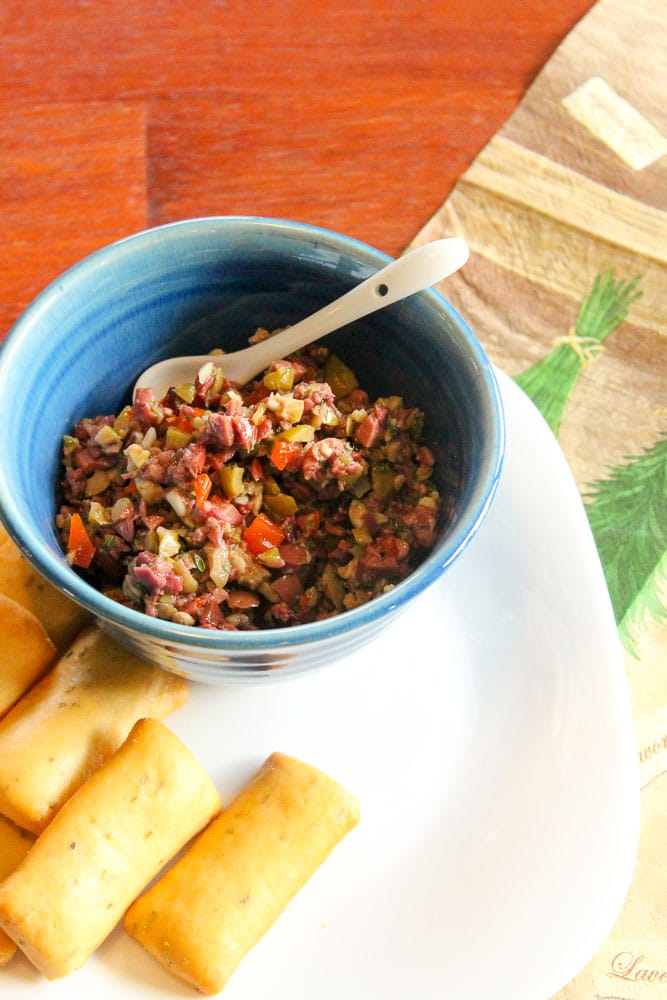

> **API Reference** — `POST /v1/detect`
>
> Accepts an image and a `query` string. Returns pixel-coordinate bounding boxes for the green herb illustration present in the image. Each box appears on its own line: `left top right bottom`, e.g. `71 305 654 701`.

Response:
514 270 642 436
585 435 667 655
513 269 666 655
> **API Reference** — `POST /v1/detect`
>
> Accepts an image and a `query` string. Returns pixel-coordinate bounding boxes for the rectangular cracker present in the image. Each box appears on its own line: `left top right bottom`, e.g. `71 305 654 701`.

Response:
0 624 189 834
0 593 56 719
0 718 221 980
0 523 89 652
0 815 34 967
124 751 360 995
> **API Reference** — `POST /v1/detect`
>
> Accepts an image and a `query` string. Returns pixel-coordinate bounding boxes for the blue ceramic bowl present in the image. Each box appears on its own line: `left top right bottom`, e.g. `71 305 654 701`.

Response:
0 218 504 683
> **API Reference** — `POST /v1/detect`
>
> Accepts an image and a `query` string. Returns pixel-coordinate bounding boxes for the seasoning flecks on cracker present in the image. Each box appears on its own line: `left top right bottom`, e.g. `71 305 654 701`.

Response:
0 624 189 834
0 718 221 980
124 751 360 995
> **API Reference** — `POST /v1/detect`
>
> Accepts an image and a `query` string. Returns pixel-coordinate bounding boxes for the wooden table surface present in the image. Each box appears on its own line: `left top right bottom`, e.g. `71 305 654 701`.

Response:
1 0 595 338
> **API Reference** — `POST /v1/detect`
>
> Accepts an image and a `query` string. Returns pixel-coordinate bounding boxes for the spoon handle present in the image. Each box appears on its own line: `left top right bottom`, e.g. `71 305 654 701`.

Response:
219 237 469 385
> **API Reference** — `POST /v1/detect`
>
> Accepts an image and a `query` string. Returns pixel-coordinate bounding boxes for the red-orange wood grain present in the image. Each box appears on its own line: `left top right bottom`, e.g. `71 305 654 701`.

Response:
0 0 594 338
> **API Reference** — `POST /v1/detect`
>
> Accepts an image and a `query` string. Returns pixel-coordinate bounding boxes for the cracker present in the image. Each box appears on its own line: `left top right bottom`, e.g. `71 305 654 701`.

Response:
0 593 56 719
0 718 221 980
124 751 360 995
0 816 34 967
0 624 189 834
0 523 89 652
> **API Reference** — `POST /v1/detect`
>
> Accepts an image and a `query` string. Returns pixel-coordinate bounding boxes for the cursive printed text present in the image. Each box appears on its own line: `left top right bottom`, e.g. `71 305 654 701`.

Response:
608 952 667 986
638 733 667 766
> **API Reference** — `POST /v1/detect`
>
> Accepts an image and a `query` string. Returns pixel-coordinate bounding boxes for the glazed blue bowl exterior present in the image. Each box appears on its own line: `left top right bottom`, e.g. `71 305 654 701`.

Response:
0 218 504 683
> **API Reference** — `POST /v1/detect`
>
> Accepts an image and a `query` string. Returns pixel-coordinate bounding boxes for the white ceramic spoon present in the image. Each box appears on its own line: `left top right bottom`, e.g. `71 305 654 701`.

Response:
133 237 469 399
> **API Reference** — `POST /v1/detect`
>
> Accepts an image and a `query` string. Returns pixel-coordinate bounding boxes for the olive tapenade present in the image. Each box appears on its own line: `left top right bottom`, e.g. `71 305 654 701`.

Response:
57 334 447 630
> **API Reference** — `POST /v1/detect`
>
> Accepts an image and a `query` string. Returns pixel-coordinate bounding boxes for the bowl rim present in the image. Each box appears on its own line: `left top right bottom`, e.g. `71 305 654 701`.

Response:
0 215 505 651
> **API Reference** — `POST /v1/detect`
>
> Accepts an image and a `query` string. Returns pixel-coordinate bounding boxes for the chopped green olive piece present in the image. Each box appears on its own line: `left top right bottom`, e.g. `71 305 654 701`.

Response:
257 546 285 568
87 501 112 527
371 463 395 500
62 435 79 461
174 382 196 403
94 424 123 453
134 477 165 505
172 556 199 593
111 496 134 521
85 469 111 497
276 424 315 443
322 562 346 609
219 464 244 499
263 366 295 391
263 475 281 497
113 406 135 435
323 354 359 398
263 492 298 520
350 474 371 497
165 426 193 449
376 395 403 412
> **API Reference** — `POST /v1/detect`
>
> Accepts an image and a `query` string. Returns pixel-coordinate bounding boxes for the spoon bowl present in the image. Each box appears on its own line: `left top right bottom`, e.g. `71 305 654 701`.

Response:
133 237 469 398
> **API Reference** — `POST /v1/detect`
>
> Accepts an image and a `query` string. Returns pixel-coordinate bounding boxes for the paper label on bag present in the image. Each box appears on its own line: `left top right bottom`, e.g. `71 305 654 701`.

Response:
562 76 667 170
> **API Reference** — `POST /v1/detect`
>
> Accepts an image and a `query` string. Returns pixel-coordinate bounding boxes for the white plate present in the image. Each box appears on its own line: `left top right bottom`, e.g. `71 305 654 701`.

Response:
4 369 639 1000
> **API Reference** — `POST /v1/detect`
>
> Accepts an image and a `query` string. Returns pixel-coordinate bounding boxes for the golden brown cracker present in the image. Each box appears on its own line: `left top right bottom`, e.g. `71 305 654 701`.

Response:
0 815 34 966
0 522 89 651
0 624 189 834
0 593 56 719
124 751 360 995
0 718 221 980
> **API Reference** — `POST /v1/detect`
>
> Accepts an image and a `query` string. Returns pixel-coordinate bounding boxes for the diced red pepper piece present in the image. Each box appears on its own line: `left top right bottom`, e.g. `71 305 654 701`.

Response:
165 412 194 433
194 472 213 506
67 512 96 568
269 439 302 471
165 408 206 433
243 512 286 555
